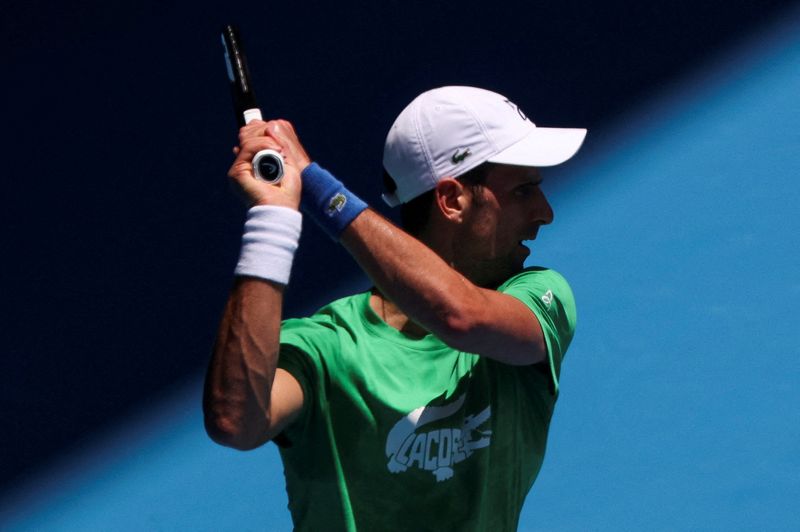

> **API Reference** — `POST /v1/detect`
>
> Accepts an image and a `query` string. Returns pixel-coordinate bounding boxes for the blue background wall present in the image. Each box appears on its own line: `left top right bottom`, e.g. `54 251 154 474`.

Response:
2 1 798 529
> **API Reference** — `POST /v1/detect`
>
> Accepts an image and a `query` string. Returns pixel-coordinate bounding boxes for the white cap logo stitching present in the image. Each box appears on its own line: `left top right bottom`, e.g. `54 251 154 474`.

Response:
503 98 528 121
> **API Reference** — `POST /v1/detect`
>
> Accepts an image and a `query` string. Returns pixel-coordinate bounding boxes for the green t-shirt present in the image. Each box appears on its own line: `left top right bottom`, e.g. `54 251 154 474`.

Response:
277 267 576 531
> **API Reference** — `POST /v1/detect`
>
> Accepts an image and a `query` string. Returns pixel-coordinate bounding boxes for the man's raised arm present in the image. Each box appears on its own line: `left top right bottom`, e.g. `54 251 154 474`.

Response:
263 121 548 366
339 208 547 366
203 120 310 450
204 279 303 449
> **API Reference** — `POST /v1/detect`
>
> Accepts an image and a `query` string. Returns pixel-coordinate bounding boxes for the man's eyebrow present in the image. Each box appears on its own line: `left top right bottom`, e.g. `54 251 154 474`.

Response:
512 177 542 189
526 174 543 186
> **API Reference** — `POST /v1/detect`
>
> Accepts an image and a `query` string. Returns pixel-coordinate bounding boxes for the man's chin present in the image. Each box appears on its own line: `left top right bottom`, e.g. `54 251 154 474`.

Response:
516 241 532 261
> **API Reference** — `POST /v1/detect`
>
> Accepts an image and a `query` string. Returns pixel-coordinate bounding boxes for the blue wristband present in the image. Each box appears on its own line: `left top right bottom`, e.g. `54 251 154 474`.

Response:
301 162 368 240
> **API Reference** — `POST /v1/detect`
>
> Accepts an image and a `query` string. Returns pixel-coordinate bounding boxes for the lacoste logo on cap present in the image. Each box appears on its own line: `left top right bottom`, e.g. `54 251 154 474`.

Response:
451 148 471 164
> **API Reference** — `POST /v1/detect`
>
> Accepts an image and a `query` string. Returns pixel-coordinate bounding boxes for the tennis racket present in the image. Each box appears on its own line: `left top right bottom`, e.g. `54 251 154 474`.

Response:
221 24 284 183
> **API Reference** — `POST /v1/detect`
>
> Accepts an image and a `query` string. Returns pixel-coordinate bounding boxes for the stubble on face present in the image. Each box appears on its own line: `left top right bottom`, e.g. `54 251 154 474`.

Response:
453 165 550 287
452 186 519 288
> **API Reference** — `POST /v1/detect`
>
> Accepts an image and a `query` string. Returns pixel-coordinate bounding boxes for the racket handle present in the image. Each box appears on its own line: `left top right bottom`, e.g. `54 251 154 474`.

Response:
221 25 284 183
221 25 259 127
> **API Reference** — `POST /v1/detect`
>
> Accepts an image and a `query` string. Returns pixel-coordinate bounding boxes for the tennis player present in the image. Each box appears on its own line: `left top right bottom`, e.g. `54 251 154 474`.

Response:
204 86 587 530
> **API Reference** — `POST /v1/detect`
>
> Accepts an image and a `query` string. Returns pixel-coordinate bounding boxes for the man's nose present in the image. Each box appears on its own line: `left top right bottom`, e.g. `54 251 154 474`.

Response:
533 189 554 225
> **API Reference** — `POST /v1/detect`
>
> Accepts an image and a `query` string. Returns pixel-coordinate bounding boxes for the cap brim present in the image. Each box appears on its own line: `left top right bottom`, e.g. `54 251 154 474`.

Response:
382 191 402 207
488 127 587 167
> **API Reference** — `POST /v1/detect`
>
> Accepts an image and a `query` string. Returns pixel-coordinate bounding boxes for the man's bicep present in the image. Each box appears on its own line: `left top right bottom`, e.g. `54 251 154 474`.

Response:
496 269 577 390
467 289 549 365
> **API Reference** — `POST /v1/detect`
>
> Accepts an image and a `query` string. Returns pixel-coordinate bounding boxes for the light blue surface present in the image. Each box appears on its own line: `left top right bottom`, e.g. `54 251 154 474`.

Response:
521 11 800 531
0 385 294 531
3 11 799 531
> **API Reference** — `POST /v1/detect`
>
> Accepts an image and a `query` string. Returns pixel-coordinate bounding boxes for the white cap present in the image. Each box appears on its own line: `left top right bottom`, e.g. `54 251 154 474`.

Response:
382 86 587 206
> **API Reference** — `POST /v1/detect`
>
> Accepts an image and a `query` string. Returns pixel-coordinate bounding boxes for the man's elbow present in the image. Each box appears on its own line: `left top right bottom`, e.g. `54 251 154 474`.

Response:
204 411 268 451
431 290 490 345
436 309 481 350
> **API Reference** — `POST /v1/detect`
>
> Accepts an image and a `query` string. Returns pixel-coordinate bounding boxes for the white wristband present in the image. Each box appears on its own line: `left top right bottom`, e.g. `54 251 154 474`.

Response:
235 205 302 285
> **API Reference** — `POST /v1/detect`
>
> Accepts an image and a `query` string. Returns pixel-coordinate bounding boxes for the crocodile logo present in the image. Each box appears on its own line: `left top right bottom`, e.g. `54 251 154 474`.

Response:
326 193 347 216
451 148 471 164
385 394 492 482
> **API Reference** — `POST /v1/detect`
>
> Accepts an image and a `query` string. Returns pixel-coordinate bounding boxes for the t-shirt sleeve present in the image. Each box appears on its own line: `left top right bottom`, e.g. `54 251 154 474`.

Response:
498 268 577 394
274 316 335 446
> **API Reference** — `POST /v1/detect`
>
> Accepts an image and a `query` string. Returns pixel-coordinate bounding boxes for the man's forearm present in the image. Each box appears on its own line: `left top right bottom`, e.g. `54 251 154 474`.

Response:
341 210 485 344
203 277 284 450
340 209 546 364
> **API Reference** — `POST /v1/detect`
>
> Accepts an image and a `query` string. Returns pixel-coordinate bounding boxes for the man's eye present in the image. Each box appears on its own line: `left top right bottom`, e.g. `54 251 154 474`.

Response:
514 185 536 197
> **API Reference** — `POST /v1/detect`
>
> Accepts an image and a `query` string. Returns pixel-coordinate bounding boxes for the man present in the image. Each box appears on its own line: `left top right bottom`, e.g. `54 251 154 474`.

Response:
204 86 586 530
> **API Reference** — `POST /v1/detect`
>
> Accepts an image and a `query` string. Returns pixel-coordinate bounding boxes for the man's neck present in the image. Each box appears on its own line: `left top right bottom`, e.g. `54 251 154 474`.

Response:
418 225 505 288
369 290 429 339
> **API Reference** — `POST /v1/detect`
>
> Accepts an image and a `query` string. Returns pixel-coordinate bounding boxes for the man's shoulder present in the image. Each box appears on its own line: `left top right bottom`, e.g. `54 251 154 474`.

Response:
286 291 369 324
497 266 576 325
280 290 370 347
498 266 570 292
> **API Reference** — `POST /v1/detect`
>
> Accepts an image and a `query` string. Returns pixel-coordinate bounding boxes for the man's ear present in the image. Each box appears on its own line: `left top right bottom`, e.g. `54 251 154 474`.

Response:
434 178 468 222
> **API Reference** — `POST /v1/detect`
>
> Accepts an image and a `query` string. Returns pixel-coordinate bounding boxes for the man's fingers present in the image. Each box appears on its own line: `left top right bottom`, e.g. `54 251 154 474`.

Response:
226 119 303 210
237 136 284 162
236 120 279 152
265 120 312 169
231 118 309 180
236 119 295 151
267 120 292 139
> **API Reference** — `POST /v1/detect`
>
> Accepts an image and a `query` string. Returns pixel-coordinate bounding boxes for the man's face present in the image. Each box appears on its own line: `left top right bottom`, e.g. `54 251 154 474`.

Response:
455 164 554 286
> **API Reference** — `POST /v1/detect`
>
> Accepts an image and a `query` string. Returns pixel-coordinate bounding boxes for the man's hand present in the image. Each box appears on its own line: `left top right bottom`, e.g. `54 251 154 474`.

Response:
228 119 310 210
